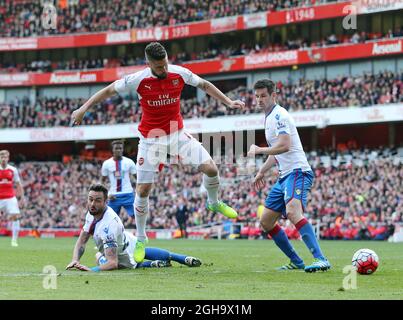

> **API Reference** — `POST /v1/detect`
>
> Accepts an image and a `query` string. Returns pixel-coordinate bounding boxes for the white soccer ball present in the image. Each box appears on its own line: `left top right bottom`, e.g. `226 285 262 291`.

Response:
352 248 379 275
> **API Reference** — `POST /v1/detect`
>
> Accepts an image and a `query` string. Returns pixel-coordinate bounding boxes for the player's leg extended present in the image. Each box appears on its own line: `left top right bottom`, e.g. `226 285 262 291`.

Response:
199 160 237 219
145 247 202 267
261 208 305 270
134 183 152 263
177 131 237 219
285 170 330 272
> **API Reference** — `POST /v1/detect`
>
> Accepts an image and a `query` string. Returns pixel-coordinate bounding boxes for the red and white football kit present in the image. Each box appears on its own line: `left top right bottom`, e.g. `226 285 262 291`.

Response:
0 165 21 215
114 64 211 183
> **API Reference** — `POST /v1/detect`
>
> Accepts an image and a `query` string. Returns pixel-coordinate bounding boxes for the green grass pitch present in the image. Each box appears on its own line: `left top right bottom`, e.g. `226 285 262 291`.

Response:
0 237 402 300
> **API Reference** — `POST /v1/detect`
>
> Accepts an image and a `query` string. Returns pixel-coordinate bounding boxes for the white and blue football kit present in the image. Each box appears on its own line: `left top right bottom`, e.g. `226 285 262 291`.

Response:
83 206 137 269
101 156 136 217
261 103 330 272
264 104 314 217
83 206 201 269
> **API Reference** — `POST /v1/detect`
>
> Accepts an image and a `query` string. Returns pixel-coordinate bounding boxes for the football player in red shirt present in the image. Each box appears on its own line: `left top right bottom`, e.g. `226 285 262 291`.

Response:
0 150 25 247
71 42 245 262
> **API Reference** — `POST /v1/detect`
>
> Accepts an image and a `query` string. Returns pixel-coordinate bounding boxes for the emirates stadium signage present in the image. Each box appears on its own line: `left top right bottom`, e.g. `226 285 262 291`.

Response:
245 50 298 68
115 66 146 79
243 12 267 29
0 38 402 87
4 2 401 52
353 0 403 13
29 127 85 141
136 27 170 41
210 16 238 33
267 2 348 26
0 73 30 85
372 40 402 55
0 2 353 51
106 31 131 43
285 7 316 24
0 104 401 143
49 72 98 84
0 38 38 50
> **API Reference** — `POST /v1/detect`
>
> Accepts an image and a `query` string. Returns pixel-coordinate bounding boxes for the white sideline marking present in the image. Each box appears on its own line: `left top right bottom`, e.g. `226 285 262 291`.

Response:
0 272 141 277
0 270 268 277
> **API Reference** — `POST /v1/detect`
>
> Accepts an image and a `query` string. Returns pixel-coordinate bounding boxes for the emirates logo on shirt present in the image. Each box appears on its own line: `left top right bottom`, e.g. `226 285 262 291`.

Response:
147 94 179 107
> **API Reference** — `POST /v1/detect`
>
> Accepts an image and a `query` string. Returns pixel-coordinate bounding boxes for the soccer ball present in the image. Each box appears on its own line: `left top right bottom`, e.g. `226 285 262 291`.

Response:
352 248 379 275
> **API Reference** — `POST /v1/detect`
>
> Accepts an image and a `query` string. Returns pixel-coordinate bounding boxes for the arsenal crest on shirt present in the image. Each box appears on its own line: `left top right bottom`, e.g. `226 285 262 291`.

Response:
172 79 179 87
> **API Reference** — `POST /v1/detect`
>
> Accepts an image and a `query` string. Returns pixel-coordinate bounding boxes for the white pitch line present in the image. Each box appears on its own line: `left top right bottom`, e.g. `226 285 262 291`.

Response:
0 272 140 277
0 270 269 277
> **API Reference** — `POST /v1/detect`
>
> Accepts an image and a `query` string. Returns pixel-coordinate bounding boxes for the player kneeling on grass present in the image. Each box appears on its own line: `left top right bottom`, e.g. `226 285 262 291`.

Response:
66 184 201 272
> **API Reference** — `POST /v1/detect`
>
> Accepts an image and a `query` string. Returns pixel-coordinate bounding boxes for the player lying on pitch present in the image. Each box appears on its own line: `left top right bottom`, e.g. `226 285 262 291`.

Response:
66 184 201 272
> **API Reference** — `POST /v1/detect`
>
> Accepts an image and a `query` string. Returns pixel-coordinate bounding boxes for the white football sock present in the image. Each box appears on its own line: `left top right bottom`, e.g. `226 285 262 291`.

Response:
203 174 220 205
12 220 20 242
134 194 149 242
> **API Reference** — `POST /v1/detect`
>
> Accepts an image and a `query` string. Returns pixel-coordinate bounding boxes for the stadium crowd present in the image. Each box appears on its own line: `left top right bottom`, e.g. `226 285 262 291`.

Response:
1 0 334 38
1 30 402 74
1 70 402 129
0 147 401 241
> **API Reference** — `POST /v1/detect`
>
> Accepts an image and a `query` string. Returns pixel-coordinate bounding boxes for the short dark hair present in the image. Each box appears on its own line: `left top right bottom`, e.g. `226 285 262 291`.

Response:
253 79 277 94
88 184 108 200
145 42 167 61
111 140 124 147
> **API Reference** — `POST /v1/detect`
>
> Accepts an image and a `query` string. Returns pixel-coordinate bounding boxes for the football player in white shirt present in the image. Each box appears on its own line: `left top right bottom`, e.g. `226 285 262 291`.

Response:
66 184 201 272
0 150 25 247
101 140 136 217
248 79 330 273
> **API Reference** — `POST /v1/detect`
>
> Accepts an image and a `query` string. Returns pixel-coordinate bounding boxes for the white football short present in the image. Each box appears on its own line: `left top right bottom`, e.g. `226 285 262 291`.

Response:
136 129 212 183
0 197 20 215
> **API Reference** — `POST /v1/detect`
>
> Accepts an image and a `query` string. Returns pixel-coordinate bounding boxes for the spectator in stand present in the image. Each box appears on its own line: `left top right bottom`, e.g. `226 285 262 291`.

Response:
2 147 401 243
1 70 402 129
1 31 399 74
0 0 335 37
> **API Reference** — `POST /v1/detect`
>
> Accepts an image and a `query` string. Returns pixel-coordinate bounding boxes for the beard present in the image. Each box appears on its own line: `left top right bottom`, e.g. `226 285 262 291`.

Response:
89 206 104 216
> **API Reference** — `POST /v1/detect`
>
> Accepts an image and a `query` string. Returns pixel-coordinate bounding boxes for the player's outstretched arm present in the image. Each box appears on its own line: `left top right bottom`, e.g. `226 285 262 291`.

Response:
72 246 118 272
197 79 245 110
66 230 90 270
71 82 118 126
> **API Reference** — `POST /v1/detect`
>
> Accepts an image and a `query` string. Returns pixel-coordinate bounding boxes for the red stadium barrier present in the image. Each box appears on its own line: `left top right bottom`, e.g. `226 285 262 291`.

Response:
0 228 81 238
1 38 401 87
0 228 175 239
